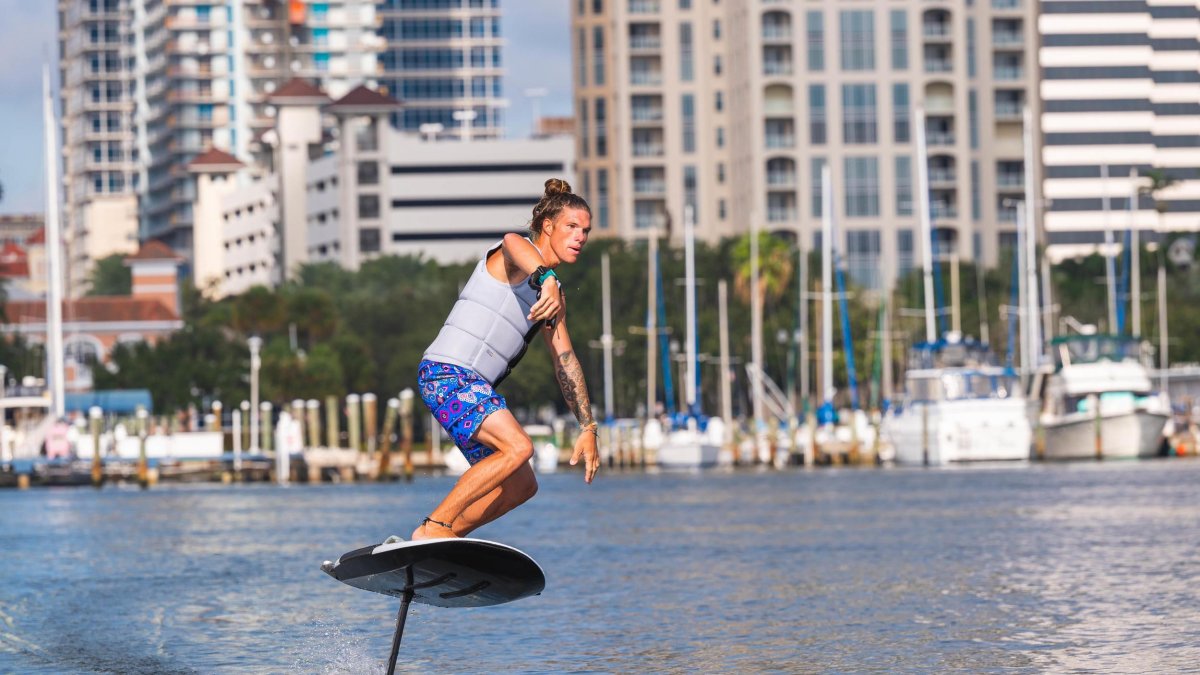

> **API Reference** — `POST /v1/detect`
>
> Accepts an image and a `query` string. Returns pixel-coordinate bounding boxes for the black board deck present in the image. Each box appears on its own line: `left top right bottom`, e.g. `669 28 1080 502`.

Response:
322 538 545 609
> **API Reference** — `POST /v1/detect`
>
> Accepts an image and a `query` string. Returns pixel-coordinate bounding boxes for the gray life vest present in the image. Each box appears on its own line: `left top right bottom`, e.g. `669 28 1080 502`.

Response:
423 240 545 386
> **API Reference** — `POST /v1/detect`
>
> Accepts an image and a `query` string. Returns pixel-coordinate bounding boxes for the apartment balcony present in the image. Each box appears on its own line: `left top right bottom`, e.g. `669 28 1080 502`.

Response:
633 180 666 195
631 107 664 123
922 23 952 41
767 208 798 223
629 36 662 51
993 31 1023 49
629 0 661 14
926 130 955 146
766 172 797 188
630 70 663 86
763 59 793 76
632 143 664 157
998 206 1019 223
930 203 958 220
762 25 792 43
992 0 1022 11
929 169 957 185
925 58 953 74
995 66 1023 81
765 134 795 149
994 100 1023 120
997 174 1024 191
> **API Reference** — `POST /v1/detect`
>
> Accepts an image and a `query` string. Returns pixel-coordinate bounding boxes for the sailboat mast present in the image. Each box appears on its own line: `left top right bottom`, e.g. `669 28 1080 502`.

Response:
1129 168 1141 336
1102 164 1117 331
42 65 66 418
1023 104 1041 369
915 107 937 343
601 252 614 423
683 206 698 415
750 212 764 431
646 232 657 418
821 164 833 404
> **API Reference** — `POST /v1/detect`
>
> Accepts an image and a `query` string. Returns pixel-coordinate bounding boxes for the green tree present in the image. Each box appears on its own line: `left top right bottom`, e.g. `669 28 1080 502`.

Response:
86 254 132 296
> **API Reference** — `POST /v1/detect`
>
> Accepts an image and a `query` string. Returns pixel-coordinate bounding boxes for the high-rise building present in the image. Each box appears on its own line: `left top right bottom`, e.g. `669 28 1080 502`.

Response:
58 0 381 294
377 0 507 140
573 0 1040 292
1039 0 1200 243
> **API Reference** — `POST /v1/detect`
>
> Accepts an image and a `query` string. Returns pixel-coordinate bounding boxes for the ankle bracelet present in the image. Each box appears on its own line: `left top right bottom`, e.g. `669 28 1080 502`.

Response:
422 516 454 531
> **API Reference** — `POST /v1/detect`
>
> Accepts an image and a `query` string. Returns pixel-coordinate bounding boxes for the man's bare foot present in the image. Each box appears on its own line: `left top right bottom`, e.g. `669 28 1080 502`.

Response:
411 520 458 541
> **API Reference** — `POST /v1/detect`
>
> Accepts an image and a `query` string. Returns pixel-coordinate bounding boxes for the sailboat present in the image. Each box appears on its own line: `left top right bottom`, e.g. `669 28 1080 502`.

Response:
656 206 720 469
880 107 1031 464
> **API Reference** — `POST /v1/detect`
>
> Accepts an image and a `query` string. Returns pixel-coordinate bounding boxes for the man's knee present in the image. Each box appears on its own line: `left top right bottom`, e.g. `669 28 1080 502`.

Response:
521 475 539 503
497 434 534 465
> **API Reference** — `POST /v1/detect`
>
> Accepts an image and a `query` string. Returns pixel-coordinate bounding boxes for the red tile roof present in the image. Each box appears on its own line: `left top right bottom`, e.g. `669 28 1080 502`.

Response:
327 85 402 113
5 297 179 324
0 242 29 278
26 228 46 245
188 147 243 172
270 78 331 105
125 240 183 263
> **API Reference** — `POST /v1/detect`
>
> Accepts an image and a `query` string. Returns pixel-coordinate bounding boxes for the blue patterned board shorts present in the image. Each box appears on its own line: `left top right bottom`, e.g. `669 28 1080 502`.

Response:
418 359 508 466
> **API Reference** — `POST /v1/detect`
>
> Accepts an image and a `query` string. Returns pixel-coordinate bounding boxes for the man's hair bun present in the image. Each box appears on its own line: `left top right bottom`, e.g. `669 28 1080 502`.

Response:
544 178 572 196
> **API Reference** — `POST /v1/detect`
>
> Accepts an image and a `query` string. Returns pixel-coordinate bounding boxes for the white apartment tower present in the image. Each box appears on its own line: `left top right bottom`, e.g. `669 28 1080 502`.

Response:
57 0 381 293
1039 0 1200 241
574 0 1041 292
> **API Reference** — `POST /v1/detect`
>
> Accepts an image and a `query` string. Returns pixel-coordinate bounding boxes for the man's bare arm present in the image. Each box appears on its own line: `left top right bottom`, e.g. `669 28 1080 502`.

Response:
555 350 596 427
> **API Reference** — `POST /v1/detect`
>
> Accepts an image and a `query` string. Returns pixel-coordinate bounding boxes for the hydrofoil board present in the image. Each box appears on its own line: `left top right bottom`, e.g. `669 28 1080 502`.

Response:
322 537 545 608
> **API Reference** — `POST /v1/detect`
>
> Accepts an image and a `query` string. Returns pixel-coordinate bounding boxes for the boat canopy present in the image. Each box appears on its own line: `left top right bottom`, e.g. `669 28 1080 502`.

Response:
64 389 153 415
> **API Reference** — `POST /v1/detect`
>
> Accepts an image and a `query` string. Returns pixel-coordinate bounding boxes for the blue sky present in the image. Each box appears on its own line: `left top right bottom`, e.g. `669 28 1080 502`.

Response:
0 0 572 215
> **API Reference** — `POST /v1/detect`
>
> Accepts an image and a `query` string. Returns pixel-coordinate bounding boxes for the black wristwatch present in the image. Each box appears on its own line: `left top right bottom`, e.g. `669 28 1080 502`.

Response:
528 266 557 290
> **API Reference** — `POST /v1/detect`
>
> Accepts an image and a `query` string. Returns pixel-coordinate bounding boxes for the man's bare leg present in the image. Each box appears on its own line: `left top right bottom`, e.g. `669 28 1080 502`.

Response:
451 463 537 537
412 409 533 540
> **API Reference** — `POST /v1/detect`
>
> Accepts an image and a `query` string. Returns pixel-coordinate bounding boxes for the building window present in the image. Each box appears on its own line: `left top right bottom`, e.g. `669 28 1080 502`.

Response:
716 126 725 148
839 10 875 71
890 9 908 70
841 84 877 144
680 22 694 82
713 55 722 75
579 99 589 158
971 160 982 221
358 194 380 220
597 168 609 229
844 156 880 217
811 157 826 217
577 28 587 85
719 199 727 220
357 161 379 185
715 91 723 112
966 18 977 77
809 84 826 144
595 98 607 156
717 163 726 184
893 83 910 143
895 156 913 216
359 228 381 254
682 94 696 152
898 229 914 277
767 192 797 223
806 11 824 72
847 229 882 290
592 27 605 85
968 89 979 149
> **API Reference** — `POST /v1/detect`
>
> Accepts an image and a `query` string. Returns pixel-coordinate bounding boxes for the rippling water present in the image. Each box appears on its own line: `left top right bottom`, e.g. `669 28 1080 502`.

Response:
2 460 1199 673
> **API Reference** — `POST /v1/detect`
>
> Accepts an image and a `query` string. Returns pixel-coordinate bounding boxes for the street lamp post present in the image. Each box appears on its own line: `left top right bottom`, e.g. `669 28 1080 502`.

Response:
248 336 262 453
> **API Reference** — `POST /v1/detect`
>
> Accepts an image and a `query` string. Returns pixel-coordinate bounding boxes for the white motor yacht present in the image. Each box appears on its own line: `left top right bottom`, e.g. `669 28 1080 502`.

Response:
1032 334 1168 459
883 334 1031 465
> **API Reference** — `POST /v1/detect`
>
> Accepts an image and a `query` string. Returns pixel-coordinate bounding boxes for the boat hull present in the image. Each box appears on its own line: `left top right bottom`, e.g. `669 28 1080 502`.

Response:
1041 410 1167 460
657 431 720 469
884 398 1031 465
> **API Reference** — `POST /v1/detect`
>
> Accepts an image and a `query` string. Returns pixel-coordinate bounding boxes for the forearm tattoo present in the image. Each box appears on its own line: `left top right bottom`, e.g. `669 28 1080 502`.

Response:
555 351 595 427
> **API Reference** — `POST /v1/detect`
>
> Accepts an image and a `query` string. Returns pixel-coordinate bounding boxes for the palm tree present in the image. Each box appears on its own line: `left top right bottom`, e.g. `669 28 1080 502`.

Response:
731 231 794 306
